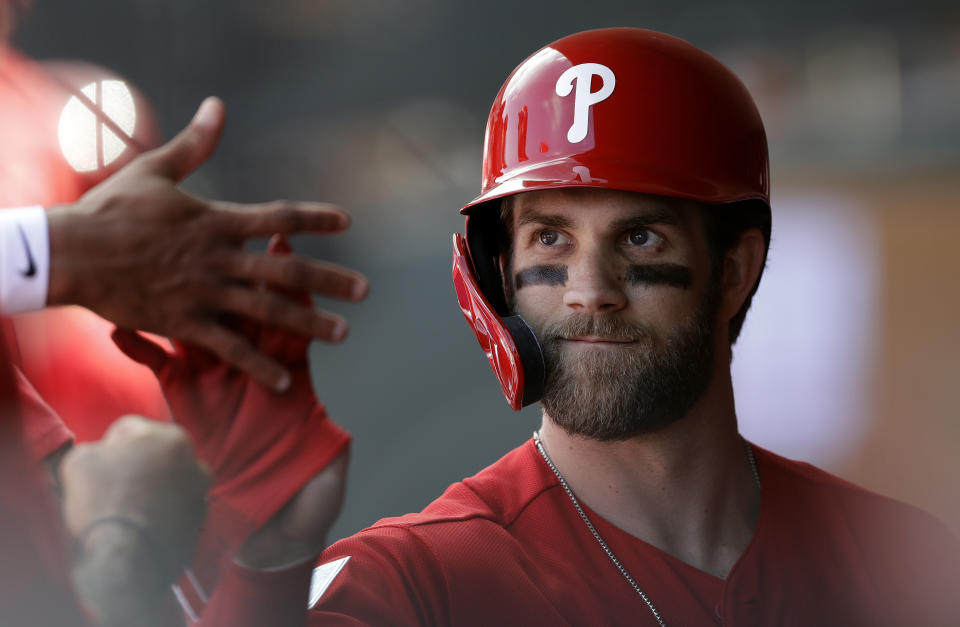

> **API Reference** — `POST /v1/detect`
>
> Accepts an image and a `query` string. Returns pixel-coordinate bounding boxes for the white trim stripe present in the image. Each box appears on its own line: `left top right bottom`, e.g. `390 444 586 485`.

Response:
308 556 351 609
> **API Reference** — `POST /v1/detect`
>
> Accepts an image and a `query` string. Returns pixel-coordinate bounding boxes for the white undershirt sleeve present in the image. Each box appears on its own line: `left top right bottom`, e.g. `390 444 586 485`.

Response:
0 206 50 315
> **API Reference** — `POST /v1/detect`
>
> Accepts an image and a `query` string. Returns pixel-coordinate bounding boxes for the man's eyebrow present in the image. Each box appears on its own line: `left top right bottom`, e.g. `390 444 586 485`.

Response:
609 207 681 231
516 211 575 230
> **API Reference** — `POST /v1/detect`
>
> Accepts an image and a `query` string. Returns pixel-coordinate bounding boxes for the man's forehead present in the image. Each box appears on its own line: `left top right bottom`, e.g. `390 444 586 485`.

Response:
508 188 696 227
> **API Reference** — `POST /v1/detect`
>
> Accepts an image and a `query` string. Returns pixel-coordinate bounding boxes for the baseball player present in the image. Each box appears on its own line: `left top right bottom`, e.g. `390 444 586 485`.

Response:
296 28 957 626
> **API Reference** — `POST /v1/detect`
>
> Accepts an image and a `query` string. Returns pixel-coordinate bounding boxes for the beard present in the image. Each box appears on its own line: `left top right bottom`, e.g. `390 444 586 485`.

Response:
535 289 719 441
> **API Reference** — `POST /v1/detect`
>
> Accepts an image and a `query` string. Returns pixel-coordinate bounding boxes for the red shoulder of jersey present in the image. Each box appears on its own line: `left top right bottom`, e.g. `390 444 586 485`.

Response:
308 440 557 626
380 439 552 529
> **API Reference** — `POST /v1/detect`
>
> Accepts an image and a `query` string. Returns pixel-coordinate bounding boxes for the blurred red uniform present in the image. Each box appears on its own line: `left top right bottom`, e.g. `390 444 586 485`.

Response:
0 329 90 626
0 328 314 627
0 44 169 442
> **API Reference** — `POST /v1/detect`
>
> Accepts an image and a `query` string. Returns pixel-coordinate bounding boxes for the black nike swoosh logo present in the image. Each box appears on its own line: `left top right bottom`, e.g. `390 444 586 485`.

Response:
17 224 36 278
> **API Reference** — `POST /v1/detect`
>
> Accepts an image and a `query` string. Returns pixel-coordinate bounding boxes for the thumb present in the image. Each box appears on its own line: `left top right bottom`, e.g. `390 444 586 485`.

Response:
111 328 172 374
138 96 225 181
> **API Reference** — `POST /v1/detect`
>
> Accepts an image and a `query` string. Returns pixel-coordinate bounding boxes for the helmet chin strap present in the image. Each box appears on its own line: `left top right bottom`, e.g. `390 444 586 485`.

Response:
502 315 545 407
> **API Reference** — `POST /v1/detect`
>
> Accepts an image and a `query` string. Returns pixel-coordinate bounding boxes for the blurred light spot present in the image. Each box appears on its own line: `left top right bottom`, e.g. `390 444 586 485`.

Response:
734 194 879 467
58 80 136 173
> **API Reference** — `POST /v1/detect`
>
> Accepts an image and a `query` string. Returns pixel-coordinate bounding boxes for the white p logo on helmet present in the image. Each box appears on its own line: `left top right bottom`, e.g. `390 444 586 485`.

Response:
555 63 616 144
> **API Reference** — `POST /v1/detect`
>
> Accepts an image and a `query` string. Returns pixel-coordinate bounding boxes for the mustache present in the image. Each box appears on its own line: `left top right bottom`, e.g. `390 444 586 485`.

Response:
540 313 654 343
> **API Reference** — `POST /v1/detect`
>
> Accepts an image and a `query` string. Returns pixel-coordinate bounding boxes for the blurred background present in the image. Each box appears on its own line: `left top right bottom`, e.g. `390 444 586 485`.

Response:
5 0 959 543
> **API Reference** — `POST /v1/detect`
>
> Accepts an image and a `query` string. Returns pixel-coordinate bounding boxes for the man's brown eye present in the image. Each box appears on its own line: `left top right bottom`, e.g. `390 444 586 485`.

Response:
627 229 662 247
539 231 559 245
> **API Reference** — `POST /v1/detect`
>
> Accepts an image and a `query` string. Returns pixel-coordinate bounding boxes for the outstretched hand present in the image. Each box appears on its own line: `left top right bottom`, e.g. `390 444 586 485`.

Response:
47 97 368 391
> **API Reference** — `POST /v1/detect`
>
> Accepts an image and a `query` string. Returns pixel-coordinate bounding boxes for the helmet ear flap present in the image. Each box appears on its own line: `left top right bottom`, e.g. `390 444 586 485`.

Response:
454 214 545 410
465 210 510 316
464 210 548 405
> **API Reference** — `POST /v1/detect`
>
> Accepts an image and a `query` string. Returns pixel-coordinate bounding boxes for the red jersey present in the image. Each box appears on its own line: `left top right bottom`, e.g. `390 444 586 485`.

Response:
12 364 73 461
303 439 960 626
0 339 88 625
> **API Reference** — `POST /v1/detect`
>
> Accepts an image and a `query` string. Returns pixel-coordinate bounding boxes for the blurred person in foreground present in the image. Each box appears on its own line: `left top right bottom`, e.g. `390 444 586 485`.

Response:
1 0 171 443
0 301 210 627
0 25 368 623
0 353 210 627
1 0 367 445
3 2 367 621
0 3 372 625
166 28 956 626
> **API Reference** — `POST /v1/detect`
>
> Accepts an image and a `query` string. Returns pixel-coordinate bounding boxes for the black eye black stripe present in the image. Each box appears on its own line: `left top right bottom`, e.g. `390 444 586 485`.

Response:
513 264 693 289
626 264 693 288
515 265 568 289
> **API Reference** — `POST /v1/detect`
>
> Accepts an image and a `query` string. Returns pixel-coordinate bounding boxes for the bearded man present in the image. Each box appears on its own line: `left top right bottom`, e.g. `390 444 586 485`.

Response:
298 28 960 626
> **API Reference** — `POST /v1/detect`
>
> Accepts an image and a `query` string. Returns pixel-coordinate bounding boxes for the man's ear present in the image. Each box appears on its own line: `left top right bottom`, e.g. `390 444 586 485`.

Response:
719 228 766 323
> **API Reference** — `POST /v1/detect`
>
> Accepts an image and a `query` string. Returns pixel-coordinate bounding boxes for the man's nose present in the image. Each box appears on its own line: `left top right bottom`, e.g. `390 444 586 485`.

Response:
562 248 627 314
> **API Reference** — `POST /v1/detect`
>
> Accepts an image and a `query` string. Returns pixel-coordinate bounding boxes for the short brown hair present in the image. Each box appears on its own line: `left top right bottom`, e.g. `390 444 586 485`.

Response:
699 199 771 344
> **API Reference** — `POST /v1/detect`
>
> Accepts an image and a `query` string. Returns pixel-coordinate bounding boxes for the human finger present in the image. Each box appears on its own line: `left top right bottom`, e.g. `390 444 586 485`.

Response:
135 96 225 181
217 252 369 302
184 323 291 392
264 233 312 306
216 285 348 343
212 200 350 237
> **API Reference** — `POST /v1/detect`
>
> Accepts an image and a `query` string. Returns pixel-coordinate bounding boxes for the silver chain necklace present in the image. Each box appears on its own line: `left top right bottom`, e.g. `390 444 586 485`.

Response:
532 431 761 627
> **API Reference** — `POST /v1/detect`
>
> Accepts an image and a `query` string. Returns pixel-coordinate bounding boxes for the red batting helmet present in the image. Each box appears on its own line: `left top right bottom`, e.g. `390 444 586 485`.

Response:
452 27 770 410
